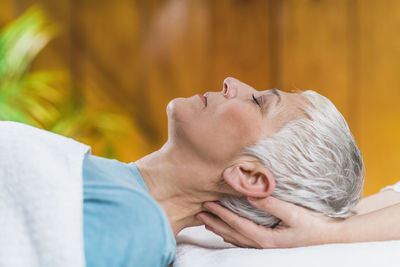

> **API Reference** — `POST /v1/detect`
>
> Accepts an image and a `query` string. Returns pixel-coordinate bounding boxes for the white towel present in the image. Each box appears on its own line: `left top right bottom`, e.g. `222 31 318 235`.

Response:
175 223 400 267
0 121 90 267
381 181 400 192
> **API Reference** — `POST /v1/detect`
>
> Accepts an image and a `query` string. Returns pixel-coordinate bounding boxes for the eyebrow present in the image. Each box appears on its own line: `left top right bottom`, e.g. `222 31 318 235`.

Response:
259 89 281 114
271 88 281 104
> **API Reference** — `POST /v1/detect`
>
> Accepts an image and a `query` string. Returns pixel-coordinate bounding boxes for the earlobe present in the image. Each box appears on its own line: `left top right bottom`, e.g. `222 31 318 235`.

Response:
222 164 275 198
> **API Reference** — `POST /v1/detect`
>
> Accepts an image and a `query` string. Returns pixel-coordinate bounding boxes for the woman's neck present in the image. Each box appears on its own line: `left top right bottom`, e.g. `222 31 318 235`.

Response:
134 142 228 236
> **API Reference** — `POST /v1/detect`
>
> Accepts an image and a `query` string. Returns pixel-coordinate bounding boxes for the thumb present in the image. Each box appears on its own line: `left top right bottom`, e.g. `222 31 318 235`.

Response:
247 196 303 224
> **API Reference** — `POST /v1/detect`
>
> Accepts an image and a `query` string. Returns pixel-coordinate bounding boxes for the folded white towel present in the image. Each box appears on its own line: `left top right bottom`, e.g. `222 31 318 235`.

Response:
0 121 90 267
381 181 400 192
175 222 400 267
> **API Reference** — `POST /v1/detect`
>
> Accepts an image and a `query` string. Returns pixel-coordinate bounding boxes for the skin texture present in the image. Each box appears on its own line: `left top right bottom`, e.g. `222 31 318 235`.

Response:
196 191 400 248
135 77 309 236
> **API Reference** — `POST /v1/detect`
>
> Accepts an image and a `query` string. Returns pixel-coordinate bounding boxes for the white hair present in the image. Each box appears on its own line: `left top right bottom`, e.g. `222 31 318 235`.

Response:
219 90 365 227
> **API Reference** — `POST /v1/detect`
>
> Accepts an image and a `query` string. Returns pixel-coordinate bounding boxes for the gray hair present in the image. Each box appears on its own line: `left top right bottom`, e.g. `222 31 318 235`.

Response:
219 90 365 227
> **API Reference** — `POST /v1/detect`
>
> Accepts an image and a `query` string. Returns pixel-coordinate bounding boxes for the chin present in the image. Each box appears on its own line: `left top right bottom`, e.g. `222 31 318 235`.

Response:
166 97 191 122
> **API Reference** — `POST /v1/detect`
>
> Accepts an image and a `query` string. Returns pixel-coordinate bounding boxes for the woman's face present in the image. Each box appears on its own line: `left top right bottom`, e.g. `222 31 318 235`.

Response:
166 77 308 165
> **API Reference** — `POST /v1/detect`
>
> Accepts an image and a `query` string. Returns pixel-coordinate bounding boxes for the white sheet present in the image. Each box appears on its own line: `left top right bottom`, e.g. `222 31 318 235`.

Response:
175 225 400 267
0 121 90 267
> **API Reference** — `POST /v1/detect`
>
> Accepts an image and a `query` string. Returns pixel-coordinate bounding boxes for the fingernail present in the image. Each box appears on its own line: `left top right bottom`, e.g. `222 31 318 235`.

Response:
203 202 210 209
248 197 259 202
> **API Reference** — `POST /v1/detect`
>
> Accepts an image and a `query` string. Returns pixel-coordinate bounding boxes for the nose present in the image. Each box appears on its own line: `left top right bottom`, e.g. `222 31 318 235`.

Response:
222 77 238 98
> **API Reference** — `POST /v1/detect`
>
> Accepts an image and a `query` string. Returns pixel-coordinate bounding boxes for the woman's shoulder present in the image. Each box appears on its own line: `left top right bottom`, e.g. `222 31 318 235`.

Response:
82 154 171 232
84 155 154 200
82 154 176 267
84 192 175 266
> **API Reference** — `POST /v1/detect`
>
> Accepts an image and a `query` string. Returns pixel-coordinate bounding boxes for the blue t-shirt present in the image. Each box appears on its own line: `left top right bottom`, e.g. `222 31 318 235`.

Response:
82 154 176 267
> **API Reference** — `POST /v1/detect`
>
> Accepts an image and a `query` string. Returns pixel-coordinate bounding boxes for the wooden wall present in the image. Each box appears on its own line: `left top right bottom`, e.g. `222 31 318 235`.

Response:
2 0 400 196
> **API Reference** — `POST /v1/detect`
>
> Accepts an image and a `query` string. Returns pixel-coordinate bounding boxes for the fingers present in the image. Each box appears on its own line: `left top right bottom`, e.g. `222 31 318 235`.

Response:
197 198 323 249
205 224 255 248
204 201 259 232
197 212 260 248
201 201 272 247
248 197 305 225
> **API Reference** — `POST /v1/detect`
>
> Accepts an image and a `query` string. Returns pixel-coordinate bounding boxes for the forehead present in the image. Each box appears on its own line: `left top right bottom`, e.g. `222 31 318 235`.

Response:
280 91 309 108
262 90 310 126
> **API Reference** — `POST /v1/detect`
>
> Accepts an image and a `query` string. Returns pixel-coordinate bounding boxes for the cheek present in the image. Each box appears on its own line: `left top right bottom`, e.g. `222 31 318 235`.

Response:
214 104 262 143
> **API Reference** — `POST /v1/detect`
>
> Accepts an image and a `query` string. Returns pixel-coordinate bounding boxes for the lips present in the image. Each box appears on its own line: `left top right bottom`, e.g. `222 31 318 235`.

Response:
203 92 209 106
198 93 208 106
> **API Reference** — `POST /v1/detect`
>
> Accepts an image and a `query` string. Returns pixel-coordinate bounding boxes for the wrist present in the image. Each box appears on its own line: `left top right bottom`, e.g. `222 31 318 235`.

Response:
326 218 348 244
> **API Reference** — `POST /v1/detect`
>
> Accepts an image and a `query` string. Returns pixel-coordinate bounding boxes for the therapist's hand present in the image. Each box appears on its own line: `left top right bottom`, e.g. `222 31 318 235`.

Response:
196 197 342 248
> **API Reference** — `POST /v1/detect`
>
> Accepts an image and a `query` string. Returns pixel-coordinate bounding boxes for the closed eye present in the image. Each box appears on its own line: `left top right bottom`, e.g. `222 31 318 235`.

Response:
252 94 260 106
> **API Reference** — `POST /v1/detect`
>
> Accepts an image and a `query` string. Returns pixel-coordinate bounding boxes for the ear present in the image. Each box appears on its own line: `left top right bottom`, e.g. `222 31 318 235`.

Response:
222 160 275 198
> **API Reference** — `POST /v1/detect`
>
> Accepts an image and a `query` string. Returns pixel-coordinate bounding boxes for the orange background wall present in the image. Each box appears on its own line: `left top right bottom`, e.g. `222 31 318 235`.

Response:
2 0 400 196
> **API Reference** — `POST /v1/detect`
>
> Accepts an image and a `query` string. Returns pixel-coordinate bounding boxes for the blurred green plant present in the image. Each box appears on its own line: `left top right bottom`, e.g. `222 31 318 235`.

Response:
0 6 135 158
